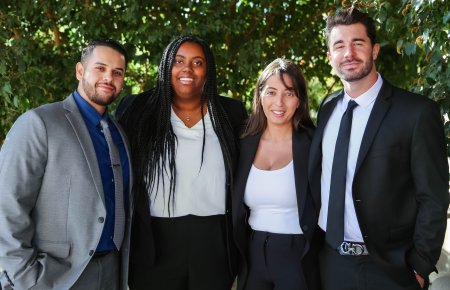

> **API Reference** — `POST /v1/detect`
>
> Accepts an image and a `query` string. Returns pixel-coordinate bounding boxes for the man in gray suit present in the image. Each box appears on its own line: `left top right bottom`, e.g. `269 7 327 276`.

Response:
0 38 132 290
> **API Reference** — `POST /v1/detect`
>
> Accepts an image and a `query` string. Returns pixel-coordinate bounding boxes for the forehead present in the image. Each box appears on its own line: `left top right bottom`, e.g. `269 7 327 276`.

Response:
265 73 293 88
329 23 370 43
176 42 205 58
87 46 126 67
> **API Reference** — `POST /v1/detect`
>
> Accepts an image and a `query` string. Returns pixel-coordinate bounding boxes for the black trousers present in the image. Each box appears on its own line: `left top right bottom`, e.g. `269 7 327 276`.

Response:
133 214 233 290
245 230 307 290
319 245 424 290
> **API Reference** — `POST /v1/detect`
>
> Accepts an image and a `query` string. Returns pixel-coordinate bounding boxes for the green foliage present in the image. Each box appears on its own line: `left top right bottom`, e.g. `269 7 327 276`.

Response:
1 0 449 152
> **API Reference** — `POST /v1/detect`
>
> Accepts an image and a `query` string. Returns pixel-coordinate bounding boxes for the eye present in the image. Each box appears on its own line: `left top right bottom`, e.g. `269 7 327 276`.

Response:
264 90 276 96
285 91 295 97
96 66 106 71
113 70 123 77
174 58 184 65
193 60 203 66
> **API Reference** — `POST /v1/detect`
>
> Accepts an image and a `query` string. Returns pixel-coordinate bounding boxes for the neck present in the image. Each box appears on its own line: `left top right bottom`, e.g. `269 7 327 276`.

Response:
263 123 293 142
172 96 203 112
343 71 378 99
77 87 106 115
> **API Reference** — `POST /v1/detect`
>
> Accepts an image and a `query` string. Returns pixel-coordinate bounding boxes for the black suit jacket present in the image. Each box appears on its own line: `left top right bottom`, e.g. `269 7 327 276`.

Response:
116 93 247 288
308 78 449 284
232 128 321 290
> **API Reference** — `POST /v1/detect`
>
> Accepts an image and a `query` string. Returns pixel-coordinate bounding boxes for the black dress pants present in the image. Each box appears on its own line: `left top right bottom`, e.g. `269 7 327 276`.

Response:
245 230 308 290
132 215 233 290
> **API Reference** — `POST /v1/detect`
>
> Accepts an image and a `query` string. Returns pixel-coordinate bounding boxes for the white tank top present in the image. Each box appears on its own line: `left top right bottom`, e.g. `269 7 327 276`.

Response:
244 160 302 234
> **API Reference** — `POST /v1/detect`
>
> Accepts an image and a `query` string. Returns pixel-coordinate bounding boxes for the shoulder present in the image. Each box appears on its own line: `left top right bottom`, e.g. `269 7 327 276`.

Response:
322 90 343 108
217 95 248 128
217 95 246 113
115 89 156 122
381 80 439 113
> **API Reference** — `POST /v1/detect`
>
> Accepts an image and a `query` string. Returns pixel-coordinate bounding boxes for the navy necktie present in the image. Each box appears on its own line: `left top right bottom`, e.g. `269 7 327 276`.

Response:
326 100 358 249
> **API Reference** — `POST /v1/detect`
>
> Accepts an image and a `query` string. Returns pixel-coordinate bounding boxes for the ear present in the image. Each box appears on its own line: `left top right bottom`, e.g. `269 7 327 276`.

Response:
76 62 84 81
327 50 332 62
372 43 380 61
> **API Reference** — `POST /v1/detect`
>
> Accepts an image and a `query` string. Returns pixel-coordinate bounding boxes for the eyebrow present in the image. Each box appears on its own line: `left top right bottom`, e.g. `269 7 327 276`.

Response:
94 62 124 72
175 54 205 60
332 38 367 46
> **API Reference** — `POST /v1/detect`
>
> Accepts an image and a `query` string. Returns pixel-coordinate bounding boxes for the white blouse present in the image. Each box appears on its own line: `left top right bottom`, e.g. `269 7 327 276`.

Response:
149 108 226 218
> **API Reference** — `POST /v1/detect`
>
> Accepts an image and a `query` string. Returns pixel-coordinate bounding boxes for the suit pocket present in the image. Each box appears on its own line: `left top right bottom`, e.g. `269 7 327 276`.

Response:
36 240 71 258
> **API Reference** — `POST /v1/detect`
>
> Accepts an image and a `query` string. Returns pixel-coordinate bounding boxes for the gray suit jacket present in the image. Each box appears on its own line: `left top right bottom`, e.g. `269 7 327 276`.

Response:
0 94 133 290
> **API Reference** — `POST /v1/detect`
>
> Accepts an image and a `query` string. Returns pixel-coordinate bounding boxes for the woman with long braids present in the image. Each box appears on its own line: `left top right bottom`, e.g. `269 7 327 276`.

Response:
116 35 247 290
232 59 320 290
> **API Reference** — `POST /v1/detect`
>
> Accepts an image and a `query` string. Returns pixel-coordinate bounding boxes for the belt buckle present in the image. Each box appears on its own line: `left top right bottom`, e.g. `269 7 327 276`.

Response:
338 241 366 256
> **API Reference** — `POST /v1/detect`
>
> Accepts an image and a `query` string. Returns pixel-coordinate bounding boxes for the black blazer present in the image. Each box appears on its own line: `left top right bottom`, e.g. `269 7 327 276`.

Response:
308 79 449 283
232 128 321 290
116 93 248 288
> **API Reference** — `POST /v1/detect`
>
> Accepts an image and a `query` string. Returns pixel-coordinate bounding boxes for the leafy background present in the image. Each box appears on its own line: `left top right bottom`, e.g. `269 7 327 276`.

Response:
1 0 449 153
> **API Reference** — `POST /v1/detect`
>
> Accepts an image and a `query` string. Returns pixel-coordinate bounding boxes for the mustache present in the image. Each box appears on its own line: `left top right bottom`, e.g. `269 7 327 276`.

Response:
96 82 116 90
340 58 363 65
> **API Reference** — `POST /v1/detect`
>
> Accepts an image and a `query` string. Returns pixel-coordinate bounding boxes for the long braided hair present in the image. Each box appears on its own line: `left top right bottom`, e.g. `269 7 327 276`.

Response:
121 35 237 216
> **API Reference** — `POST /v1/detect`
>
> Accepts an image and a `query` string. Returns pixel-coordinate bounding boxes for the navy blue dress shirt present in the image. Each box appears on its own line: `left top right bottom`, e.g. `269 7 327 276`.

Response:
73 91 129 252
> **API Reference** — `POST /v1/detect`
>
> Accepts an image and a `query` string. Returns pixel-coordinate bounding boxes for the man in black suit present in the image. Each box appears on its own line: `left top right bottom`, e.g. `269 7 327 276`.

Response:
309 7 449 290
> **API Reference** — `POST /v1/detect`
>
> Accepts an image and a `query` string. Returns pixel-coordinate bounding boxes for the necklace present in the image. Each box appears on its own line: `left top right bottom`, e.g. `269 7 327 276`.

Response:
172 105 203 123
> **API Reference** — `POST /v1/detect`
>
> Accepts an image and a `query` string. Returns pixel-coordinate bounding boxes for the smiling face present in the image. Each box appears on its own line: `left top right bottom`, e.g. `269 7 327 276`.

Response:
327 23 379 83
76 45 126 114
171 41 207 101
261 73 300 128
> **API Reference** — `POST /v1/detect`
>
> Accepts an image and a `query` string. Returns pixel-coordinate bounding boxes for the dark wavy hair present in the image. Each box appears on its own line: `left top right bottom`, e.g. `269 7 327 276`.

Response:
120 35 236 216
324 7 377 47
242 58 314 137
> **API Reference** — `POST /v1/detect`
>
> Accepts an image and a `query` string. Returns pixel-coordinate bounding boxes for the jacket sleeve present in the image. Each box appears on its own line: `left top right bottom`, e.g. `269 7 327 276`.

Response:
0 111 50 289
407 99 449 277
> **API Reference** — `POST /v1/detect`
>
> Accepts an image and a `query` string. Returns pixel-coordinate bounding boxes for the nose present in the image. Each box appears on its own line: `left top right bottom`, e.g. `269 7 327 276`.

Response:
181 63 193 72
102 71 112 82
344 45 356 59
274 94 283 106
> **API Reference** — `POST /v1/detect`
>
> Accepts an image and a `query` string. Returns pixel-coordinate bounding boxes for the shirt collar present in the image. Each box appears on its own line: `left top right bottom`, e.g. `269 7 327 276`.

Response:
343 73 383 108
73 90 107 126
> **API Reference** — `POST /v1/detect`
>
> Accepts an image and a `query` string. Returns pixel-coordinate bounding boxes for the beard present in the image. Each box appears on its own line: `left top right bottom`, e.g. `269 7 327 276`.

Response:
81 78 118 107
335 56 374 82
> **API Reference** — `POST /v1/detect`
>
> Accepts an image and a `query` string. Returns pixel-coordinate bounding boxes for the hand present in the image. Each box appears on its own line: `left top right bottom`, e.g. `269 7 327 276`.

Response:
415 273 425 288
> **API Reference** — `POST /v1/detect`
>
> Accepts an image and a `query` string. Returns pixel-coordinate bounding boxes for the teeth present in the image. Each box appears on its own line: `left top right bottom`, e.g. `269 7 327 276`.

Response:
273 111 284 115
179 77 193 82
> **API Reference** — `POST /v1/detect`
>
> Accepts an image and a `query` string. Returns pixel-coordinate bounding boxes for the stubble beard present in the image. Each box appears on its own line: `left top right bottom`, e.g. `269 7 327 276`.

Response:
82 78 118 107
336 57 374 82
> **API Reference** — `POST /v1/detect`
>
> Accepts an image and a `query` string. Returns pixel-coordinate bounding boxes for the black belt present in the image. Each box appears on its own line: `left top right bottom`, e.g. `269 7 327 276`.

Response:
337 241 369 256
93 250 117 258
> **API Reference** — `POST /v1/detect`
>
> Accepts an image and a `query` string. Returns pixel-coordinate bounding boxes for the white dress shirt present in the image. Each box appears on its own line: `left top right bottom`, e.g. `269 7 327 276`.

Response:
319 74 383 242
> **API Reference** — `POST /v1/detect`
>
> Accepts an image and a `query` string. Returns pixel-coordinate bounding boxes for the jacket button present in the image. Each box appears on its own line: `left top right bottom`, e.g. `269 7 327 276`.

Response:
89 250 94 256
98 217 105 223
302 225 309 232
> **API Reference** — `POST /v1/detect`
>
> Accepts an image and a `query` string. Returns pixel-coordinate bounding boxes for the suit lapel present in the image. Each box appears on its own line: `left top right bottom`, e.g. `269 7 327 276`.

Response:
293 130 310 219
63 94 105 205
234 134 261 206
355 81 392 173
